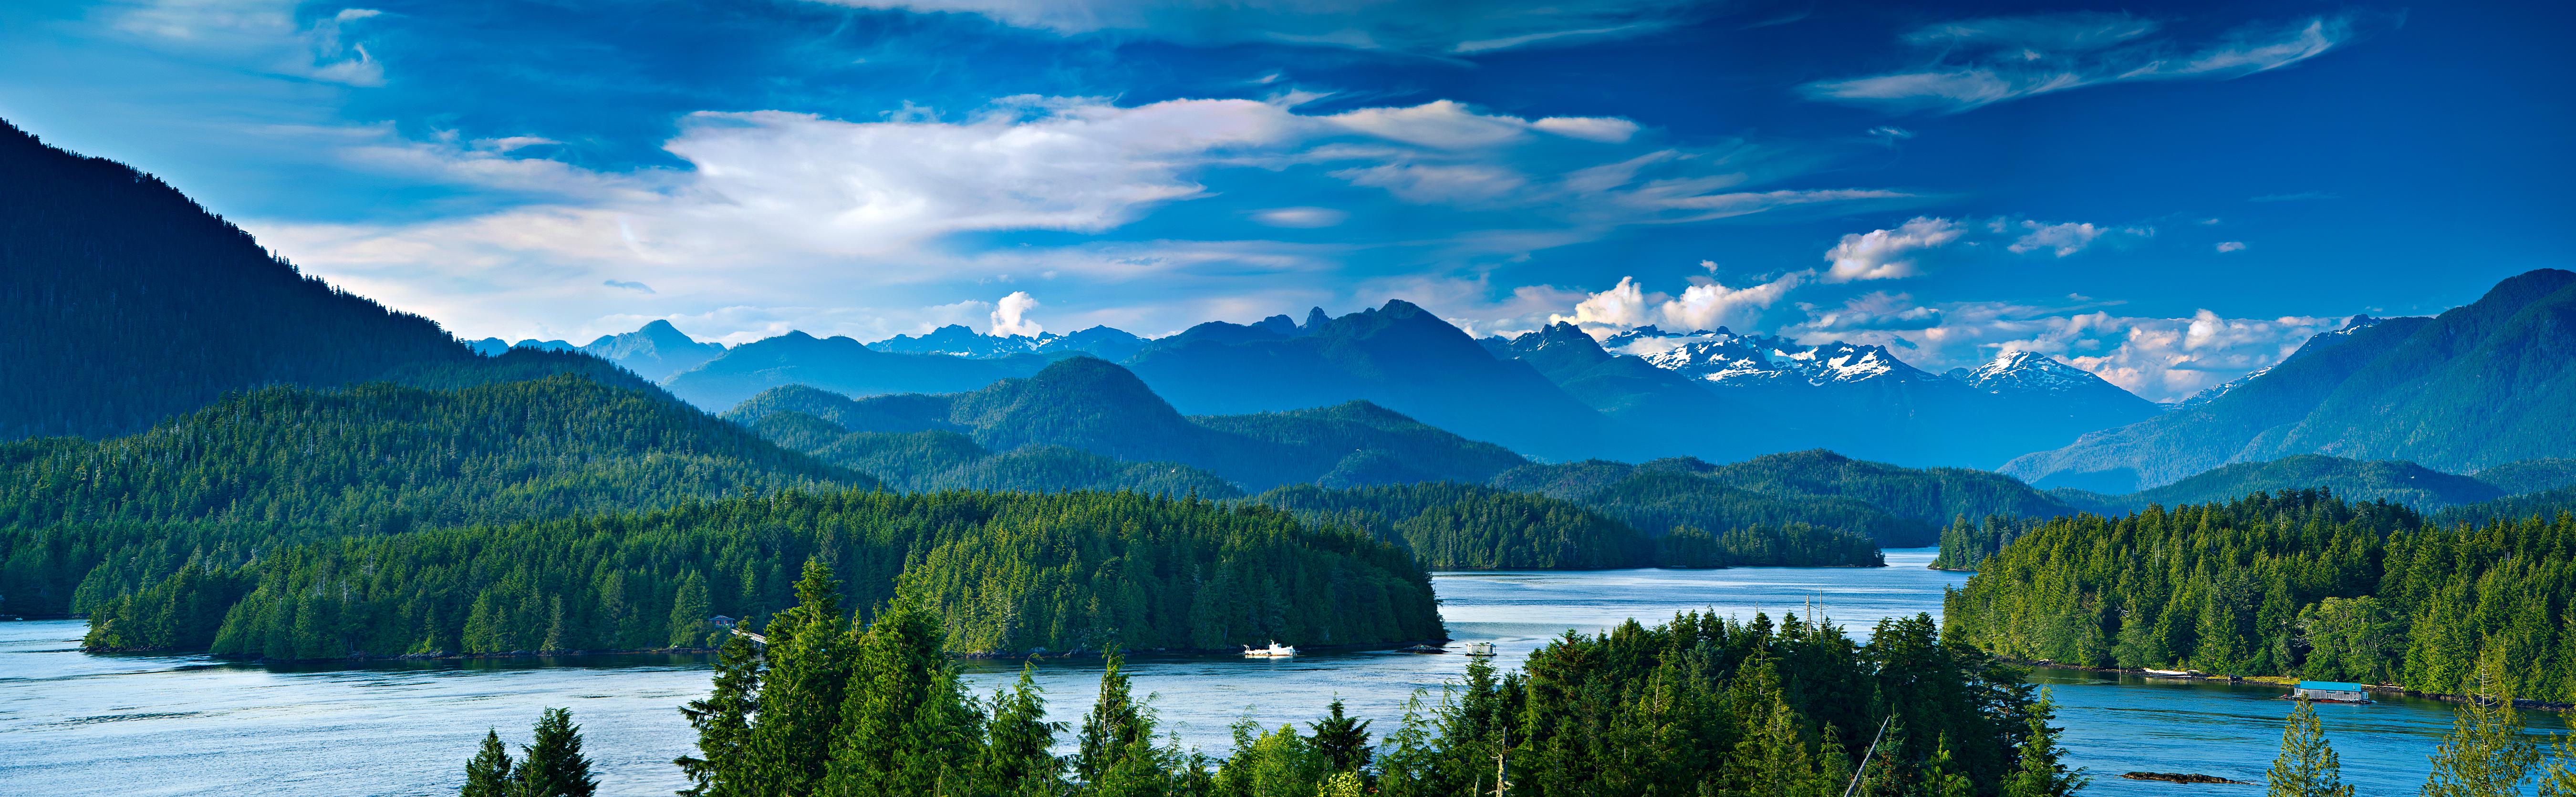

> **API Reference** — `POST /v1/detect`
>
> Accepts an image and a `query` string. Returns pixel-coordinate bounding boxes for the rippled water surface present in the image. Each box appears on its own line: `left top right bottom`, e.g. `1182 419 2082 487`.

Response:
0 549 2549 795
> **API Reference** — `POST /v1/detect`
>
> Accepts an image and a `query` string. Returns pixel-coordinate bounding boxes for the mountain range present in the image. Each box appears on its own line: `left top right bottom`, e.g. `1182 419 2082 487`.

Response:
723 357 1530 492
468 320 729 382
626 302 2161 468
2005 269 2576 491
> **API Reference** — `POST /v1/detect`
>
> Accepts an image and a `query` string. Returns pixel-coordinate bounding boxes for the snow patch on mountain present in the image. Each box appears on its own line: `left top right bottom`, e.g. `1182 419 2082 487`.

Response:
1598 326 1935 386
1949 351 2104 394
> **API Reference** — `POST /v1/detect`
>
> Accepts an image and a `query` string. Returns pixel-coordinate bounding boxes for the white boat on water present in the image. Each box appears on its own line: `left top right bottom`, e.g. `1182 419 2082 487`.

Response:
1243 641 1297 658
2141 668 2198 677
1463 642 1496 657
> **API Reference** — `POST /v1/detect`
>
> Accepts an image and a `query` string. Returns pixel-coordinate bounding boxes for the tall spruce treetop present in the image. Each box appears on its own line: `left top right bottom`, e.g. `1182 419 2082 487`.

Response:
516 708 598 797
676 634 764 797
2267 699 2354 797
823 600 978 796
1075 649 1150 787
462 729 516 797
2000 692 2083 797
744 559 856 796
976 664 1064 797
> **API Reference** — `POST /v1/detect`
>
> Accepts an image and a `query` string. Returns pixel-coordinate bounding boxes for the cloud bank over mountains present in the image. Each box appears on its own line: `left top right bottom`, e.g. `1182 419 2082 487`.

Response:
10 0 2505 405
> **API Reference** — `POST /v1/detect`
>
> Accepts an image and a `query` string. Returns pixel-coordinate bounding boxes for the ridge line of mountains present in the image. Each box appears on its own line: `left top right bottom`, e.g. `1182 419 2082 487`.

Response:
13 113 2576 568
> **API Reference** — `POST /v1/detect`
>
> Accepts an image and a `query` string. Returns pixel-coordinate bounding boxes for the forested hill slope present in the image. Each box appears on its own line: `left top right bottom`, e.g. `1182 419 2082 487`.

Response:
79 490 1445 658
1493 450 2072 548
745 412 1245 498
726 357 1528 491
2005 269 2576 491
1250 482 1881 569
0 120 485 440
0 373 868 534
2052 455 2505 515
0 119 685 442
1941 490 2576 703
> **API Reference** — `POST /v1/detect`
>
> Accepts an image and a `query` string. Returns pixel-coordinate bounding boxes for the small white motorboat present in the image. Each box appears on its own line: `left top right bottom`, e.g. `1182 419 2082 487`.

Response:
1243 641 1297 658
1463 642 1496 657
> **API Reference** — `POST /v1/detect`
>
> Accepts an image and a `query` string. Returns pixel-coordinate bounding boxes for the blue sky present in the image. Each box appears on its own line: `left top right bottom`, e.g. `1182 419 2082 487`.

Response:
4 0 2568 400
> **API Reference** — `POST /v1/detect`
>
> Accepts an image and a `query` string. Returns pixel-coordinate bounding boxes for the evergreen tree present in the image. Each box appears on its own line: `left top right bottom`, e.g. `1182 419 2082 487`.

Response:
823 599 978 796
669 573 711 648
1076 649 1151 787
976 663 1065 797
515 708 598 797
676 633 764 797
743 559 856 796
1924 738 1974 797
2000 692 2083 797
2421 665 2538 797
462 728 516 797
2267 699 2353 797
1306 699 1372 775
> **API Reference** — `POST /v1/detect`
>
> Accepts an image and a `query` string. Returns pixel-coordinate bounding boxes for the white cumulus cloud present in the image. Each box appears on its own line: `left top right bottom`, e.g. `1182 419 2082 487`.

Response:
1824 217 1964 282
989 291 1043 336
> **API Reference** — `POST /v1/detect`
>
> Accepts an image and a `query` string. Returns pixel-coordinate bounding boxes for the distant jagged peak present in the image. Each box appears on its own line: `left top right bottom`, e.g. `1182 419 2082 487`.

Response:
1951 350 2110 394
1598 325 1932 387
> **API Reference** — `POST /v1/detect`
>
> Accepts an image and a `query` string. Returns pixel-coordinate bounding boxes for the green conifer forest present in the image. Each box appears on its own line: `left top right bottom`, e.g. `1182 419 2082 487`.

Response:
75 489 1444 659
1942 489 2576 699
650 559 2073 797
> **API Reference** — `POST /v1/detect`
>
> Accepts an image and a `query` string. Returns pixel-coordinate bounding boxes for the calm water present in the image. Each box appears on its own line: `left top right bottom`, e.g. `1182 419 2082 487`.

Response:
0 549 2550 795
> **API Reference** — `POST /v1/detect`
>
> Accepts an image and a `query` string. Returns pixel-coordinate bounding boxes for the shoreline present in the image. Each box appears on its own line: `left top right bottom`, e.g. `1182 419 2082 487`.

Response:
73 637 1459 665
2001 657 2576 713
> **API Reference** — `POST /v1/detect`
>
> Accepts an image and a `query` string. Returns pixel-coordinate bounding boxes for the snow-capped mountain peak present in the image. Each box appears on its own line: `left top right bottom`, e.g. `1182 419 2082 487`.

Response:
1951 351 2105 394
1590 325 1931 387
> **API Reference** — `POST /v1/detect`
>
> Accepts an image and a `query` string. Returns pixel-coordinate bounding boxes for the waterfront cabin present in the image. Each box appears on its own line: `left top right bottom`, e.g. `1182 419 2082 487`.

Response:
709 615 737 629
2293 681 2372 703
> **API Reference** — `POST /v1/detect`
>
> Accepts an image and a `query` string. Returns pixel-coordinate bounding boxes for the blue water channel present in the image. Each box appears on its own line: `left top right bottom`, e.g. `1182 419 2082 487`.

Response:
0 549 2545 795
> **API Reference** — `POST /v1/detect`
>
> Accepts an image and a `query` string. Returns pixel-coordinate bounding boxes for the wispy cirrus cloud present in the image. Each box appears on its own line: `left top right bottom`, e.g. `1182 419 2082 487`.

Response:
109 0 389 85
1802 12 2364 114
803 0 1710 54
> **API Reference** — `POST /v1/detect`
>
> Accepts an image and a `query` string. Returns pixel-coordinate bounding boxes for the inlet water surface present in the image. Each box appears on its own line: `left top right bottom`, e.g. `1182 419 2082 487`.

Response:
0 549 2542 795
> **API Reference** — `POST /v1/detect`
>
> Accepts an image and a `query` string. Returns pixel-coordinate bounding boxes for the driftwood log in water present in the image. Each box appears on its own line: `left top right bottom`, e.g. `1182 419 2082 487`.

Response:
2123 772 2254 785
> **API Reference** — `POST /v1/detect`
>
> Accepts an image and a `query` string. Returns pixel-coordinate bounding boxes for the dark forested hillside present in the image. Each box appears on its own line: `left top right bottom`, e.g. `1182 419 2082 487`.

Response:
0 373 866 536
663 331 1055 410
748 413 1244 498
1942 490 2576 701
1493 451 2068 548
0 120 488 440
1251 482 1880 569
2472 457 2576 497
76 490 1444 659
2052 455 2504 515
2006 269 2576 491
727 358 1528 491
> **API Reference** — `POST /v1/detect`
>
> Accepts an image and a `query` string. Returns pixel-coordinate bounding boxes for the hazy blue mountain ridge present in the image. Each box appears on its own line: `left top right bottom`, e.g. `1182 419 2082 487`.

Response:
2004 269 2576 491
